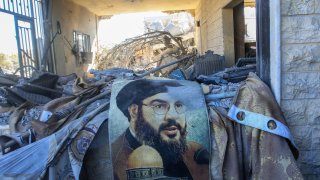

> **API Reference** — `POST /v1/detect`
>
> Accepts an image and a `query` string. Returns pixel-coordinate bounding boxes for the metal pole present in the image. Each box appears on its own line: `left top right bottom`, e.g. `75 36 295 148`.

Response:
136 55 194 77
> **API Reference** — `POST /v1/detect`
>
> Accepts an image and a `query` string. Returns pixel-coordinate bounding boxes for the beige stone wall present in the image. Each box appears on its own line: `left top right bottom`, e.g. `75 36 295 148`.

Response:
195 0 320 178
195 0 237 67
52 0 98 76
280 0 320 178
196 0 223 55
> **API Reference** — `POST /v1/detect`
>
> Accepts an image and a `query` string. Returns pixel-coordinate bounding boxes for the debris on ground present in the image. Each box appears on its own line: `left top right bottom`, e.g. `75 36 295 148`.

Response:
0 49 250 153
95 30 195 73
0 112 10 126
0 32 303 179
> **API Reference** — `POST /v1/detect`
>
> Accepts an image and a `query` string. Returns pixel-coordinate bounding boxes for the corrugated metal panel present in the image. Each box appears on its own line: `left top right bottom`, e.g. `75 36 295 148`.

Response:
195 50 225 76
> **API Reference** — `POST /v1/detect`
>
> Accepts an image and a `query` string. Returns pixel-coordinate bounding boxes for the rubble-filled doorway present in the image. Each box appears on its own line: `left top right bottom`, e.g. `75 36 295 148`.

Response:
232 1 256 65
96 11 196 74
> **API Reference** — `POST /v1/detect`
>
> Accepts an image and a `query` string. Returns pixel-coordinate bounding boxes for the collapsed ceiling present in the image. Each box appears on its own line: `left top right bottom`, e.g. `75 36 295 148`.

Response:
70 0 199 16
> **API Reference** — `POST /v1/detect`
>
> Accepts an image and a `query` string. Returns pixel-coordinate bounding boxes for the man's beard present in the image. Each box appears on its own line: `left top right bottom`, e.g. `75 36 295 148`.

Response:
134 107 187 164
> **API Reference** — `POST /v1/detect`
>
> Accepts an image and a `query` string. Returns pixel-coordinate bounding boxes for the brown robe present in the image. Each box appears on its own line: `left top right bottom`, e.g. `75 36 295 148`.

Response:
209 73 303 180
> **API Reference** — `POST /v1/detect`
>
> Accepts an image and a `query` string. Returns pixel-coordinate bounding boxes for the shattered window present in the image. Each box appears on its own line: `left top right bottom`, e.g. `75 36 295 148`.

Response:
73 31 92 64
73 31 91 53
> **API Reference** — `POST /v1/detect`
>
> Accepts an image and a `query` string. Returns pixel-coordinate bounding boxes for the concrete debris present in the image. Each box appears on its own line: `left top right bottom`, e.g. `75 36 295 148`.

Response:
196 64 256 84
0 50 253 128
206 83 242 109
89 68 134 80
145 12 194 36
0 53 252 154
0 112 10 126
0 94 7 105
20 106 42 127
0 51 304 180
95 30 195 73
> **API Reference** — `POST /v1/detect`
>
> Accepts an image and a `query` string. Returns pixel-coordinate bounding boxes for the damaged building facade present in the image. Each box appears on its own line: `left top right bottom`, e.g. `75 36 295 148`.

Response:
49 1 320 177
0 0 319 179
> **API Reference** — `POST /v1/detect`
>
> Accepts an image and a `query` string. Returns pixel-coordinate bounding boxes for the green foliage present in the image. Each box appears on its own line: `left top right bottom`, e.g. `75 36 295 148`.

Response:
0 53 5 61
0 53 19 72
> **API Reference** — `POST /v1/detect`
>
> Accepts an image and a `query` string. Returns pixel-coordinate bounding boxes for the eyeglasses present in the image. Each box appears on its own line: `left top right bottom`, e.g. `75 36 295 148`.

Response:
142 102 186 115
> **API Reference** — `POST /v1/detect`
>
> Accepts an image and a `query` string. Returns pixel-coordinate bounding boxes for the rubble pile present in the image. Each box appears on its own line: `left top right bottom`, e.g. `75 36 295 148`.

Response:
0 44 305 179
95 30 196 74
0 51 255 154
0 71 111 150
205 82 241 109
0 112 10 125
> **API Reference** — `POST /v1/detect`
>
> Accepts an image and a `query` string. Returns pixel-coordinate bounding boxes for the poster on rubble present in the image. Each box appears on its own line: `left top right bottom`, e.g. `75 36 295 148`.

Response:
109 79 210 180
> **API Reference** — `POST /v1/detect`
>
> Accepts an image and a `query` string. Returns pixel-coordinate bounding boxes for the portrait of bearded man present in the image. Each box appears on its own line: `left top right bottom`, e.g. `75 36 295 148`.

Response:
110 79 209 180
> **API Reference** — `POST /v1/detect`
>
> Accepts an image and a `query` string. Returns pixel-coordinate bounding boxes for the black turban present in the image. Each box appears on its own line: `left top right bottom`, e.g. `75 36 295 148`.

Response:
116 79 182 120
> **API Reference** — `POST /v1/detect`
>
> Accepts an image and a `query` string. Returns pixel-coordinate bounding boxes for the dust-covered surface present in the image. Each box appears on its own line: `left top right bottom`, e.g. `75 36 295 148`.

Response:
2 28 307 179
207 82 242 109
0 112 10 125
19 106 43 127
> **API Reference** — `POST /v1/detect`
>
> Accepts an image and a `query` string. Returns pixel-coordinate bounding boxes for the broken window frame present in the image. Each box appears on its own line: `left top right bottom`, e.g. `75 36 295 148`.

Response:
0 0 44 77
72 31 91 64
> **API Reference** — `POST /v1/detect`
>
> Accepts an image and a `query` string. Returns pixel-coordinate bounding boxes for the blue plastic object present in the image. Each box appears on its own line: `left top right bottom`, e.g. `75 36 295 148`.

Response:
169 69 186 80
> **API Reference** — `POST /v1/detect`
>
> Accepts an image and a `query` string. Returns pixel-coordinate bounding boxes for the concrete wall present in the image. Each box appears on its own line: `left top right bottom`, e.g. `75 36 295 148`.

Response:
195 0 238 67
280 0 320 179
195 0 320 178
233 3 245 61
52 0 98 76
